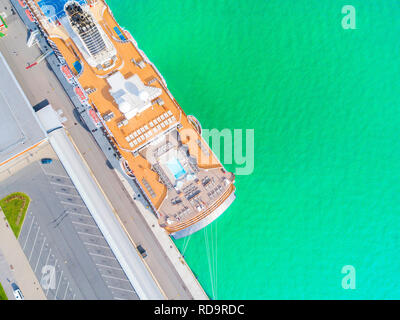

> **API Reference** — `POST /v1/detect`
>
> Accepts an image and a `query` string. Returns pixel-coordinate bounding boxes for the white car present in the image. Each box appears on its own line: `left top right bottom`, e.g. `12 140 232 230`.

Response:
11 283 24 300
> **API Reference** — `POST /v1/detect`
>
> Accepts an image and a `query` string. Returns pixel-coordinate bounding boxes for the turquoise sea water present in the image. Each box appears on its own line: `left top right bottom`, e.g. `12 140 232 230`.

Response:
108 0 400 299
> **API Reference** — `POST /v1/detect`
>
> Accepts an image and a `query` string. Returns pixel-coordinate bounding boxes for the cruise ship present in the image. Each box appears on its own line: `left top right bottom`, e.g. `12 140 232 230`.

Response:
24 0 235 239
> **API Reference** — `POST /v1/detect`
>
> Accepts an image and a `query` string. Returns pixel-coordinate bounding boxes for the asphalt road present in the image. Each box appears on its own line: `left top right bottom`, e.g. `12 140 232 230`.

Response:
0 0 192 299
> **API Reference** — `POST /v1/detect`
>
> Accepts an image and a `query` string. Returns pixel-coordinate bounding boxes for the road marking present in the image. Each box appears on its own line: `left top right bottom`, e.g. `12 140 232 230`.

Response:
54 269 64 299
108 285 135 293
45 258 58 296
67 211 91 218
34 236 46 272
28 225 40 261
61 201 86 208
84 242 109 249
39 249 53 296
45 173 70 179
42 249 51 277
95 263 123 271
101 274 130 282
89 252 116 260
22 215 35 250
72 221 97 228
50 181 75 188
56 191 80 198
78 231 104 239
39 163 70 181
114 297 127 300
63 282 70 300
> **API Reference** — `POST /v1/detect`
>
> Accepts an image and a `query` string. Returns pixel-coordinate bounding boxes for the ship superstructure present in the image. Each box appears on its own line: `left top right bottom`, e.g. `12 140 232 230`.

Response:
64 0 116 68
26 0 235 238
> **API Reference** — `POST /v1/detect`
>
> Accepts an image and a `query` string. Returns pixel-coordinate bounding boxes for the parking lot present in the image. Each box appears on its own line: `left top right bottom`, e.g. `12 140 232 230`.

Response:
0 152 138 300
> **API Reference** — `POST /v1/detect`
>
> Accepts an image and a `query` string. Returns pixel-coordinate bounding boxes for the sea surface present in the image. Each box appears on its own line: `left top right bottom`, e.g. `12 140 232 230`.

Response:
107 0 400 299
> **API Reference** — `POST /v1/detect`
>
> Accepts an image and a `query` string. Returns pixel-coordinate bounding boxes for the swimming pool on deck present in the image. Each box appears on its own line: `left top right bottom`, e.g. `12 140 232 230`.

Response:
167 158 186 179
73 61 82 74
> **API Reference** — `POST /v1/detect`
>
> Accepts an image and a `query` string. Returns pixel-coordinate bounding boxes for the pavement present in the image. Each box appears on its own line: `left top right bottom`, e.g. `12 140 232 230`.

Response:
0 250 17 300
0 209 46 300
0 142 138 300
0 0 207 300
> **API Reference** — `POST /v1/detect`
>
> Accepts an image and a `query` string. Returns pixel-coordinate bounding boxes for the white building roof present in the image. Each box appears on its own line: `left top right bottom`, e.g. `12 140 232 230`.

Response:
0 52 47 165
35 104 63 133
